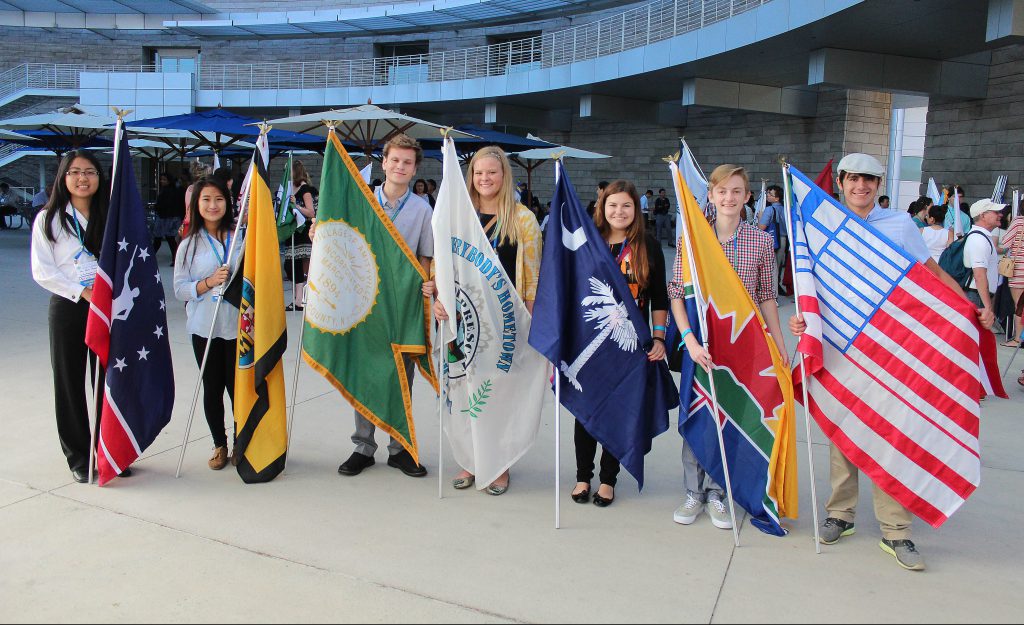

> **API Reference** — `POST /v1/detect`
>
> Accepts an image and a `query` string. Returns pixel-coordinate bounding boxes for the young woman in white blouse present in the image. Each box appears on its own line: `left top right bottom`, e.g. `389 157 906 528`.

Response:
30 150 110 484
173 176 244 470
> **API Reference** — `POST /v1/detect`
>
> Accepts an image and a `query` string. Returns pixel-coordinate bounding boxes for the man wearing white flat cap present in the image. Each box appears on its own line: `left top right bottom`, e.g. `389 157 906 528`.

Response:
789 153 995 571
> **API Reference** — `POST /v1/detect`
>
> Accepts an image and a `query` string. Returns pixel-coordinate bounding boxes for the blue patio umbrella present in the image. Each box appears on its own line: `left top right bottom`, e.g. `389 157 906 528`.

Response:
125 108 323 155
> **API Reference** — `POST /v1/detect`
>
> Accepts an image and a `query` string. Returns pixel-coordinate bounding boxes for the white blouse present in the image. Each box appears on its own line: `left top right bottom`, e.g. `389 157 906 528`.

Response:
173 229 245 340
30 205 91 302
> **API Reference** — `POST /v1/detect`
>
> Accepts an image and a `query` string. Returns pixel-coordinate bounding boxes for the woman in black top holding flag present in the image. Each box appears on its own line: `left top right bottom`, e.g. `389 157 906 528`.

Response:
572 180 669 507
29 150 109 483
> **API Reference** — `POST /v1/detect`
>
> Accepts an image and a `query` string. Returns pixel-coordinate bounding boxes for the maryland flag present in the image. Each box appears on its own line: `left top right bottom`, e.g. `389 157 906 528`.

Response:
301 130 436 464
233 133 288 483
671 161 798 536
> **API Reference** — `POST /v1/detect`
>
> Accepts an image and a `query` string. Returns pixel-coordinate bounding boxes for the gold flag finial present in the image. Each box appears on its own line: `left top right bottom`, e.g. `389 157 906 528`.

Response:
777 154 789 167
324 120 338 132
551 149 567 162
257 121 273 136
663 151 680 164
111 107 133 120
440 126 453 140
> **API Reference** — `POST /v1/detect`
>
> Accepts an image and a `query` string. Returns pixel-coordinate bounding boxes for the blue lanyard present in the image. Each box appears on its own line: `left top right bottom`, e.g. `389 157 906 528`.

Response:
70 209 92 259
377 187 411 223
204 230 231 267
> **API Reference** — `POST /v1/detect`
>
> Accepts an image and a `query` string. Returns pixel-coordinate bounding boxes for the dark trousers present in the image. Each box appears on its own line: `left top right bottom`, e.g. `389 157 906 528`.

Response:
48 295 101 473
574 420 620 487
191 335 236 448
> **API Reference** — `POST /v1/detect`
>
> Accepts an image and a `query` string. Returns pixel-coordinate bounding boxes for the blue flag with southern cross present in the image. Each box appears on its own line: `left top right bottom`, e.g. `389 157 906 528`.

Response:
528 161 677 489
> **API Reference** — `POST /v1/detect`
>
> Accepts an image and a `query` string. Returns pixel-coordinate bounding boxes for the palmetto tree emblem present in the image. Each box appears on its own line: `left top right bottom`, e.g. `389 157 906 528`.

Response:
560 277 638 391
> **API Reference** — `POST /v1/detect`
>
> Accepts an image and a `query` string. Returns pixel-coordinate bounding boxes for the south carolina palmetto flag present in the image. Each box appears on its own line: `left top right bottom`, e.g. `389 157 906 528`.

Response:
433 137 549 488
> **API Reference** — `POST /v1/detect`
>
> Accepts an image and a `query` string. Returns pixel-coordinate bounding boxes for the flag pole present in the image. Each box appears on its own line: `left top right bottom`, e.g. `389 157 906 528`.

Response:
283 309 307 472
89 114 128 484
670 161 740 547
554 371 561 530
436 324 444 500
782 164 822 553
175 160 253 479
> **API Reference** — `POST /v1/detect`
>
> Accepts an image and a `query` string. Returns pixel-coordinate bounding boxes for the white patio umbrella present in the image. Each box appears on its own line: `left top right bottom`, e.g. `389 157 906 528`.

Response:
262 104 477 154
508 135 612 202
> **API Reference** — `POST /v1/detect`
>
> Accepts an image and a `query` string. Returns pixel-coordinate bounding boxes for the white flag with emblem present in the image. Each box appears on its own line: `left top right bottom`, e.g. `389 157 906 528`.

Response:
433 137 549 489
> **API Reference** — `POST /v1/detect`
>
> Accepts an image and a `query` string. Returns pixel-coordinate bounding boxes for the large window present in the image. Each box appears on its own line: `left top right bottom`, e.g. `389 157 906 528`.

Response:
487 33 542 75
150 48 200 74
376 42 429 85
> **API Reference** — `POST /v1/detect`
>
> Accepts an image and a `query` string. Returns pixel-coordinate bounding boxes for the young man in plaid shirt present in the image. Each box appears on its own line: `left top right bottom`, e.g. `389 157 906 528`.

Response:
669 164 789 529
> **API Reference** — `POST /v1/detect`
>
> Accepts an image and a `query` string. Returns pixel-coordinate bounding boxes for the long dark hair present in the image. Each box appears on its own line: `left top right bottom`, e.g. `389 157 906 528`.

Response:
43 150 109 256
180 176 234 265
593 179 650 289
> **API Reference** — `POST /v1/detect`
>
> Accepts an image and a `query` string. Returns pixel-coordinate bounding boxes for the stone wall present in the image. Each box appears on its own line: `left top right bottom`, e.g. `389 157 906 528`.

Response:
923 44 1024 202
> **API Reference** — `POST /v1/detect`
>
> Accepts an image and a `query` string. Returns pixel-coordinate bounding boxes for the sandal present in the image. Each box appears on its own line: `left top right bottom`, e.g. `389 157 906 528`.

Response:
1017 372 1024 387
1000 339 1021 348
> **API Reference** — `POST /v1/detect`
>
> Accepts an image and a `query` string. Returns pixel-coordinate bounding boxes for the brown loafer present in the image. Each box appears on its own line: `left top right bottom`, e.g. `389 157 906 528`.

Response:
208 446 229 470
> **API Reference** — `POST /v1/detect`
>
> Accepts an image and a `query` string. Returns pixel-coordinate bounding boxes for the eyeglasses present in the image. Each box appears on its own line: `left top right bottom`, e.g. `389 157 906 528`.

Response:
66 169 99 178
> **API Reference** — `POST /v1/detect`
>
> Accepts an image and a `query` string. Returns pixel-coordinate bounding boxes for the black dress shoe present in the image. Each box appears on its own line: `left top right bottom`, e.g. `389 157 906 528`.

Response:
387 450 427 477
71 468 89 483
338 452 375 476
118 467 132 478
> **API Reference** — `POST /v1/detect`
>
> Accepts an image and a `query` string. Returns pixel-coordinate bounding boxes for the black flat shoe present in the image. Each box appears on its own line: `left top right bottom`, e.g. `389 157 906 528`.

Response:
285 303 304 311
571 486 591 504
71 468 89 483
119 467 132 478
337 452 375 476
593 488 614 508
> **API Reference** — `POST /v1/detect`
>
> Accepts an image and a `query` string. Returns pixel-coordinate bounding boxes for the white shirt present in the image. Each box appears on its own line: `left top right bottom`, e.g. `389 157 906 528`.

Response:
173 229 245 340
964 225 999 293
30 205 90 302
640 195 649 213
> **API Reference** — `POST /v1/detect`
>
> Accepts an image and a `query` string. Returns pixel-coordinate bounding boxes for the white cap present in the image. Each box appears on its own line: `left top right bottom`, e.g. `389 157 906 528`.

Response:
837 153 885 177
969 198 1006 219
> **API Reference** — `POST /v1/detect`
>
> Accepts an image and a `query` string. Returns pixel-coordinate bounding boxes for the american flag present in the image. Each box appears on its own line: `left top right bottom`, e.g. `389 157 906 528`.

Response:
786 165 1006 528
85 121 175 485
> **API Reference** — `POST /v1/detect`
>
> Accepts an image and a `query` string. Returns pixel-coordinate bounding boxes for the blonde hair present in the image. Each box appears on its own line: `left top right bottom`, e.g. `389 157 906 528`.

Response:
466 146 523 246
190 160 213 181
708 164 750 193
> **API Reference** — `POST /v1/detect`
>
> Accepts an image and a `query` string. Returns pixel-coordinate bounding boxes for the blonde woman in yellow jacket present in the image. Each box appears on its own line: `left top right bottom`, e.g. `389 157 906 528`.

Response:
430 145 542 494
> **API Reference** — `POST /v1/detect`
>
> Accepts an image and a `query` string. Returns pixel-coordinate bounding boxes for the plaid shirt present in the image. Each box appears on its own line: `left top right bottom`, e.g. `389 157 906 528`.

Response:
668 220 778 304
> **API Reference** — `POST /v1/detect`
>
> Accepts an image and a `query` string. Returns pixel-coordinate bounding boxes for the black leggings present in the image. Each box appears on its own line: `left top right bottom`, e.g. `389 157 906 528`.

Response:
191 335 235 448
574 420 620 487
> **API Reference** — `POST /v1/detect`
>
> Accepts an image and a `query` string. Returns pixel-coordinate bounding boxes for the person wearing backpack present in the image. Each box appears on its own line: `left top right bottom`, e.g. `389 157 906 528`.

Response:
758 184 786 294
962 199 1007 324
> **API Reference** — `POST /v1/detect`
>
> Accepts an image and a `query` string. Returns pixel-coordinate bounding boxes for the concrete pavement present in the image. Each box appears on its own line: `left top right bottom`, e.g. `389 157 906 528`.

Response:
1 227 1022 623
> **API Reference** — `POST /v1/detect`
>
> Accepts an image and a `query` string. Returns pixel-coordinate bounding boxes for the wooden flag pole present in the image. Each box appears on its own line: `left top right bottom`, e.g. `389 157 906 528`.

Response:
670 161 740 547
782 164 823 553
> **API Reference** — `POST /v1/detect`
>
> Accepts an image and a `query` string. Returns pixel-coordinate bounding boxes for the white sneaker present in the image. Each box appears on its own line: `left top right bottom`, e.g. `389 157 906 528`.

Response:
707 493 733 529
673 491 704 525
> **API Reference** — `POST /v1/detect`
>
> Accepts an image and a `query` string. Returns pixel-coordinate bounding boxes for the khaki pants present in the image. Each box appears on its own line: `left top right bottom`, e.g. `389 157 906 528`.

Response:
826 443 913 540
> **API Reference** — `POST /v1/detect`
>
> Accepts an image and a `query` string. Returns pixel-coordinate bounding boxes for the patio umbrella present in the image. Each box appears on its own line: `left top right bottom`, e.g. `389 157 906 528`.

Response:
0 129 35 142
125 108 323 156
420 125 555 159
509 135 612 205
262 104 477 156
0 105 120 155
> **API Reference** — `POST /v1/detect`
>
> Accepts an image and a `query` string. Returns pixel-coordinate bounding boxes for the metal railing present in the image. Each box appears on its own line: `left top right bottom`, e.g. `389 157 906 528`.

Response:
0 64 157 104
0 0 771 99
